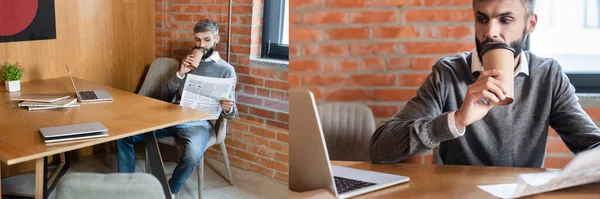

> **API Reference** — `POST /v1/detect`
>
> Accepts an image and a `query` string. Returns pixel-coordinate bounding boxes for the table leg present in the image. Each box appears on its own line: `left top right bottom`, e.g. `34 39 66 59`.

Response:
35 158 47 199
144 131 172 198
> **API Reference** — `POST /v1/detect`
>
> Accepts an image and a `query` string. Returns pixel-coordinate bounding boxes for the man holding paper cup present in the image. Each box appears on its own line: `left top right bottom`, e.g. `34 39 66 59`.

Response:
115 19 237 199
370 0 600 168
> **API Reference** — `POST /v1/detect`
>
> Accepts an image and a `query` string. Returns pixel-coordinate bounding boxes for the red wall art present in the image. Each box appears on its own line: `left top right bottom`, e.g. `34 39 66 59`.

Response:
0 0 56 43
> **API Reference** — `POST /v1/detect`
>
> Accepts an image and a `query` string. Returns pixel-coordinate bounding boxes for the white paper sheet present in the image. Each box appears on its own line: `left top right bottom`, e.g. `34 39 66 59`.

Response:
180 74 235 120
478 148 600 198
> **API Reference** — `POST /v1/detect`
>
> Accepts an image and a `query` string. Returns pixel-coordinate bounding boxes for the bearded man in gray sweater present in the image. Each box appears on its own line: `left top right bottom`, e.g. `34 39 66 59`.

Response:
116 19 237 199
370 0 600 167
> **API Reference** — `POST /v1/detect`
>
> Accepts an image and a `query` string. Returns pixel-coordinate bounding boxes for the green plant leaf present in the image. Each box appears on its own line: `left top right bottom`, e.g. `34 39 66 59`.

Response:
1 62 24 81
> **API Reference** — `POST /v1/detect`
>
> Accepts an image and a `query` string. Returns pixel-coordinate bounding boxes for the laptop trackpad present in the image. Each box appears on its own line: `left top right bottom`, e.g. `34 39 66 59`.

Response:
331 165 408 185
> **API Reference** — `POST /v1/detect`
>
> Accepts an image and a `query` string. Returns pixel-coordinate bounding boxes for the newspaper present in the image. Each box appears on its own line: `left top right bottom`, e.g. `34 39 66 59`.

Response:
478 148 600 198
180 74 235 120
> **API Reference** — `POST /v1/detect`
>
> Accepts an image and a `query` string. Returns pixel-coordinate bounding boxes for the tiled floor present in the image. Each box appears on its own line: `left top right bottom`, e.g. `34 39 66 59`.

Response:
1 155 288 199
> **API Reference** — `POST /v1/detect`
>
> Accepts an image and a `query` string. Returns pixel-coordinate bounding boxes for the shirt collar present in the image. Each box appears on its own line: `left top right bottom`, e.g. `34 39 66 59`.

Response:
203 51 220 63
471 48 529 77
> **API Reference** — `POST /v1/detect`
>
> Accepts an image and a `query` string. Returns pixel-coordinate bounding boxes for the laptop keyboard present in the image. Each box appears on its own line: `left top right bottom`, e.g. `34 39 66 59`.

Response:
334 176 376 194
79 91 98 100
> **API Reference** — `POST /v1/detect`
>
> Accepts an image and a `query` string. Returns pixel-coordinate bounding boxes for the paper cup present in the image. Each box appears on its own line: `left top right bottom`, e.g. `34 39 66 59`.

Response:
479 43 516 106
192 47 204 67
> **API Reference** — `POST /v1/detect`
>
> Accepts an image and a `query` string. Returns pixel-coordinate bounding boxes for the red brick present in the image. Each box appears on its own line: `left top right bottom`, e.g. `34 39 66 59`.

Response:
362 58 385 71
173 14 192 21
303 11 347 24
339 60 359 72
399 74 430 87
325 89 373 101
350 43 397 55
289 74 300 87
403 42 474 54
289 60 321 72
183 5 204 12
350 11 398 23
434 25 472 38
546 139 571 153
326 0 371 8
301 74 348 86
276 132 289 143
386 57 411 70
249 107 276 119
275 172 289 183
237 95 263 107
373 26 419 39
373 0 421 6
425 0 472 6
308 88 324 102
424 154 434 164
548 127 559 137
225 138 247 150
404 8 474 22
290 45 299 57
237 149 259 162
543 157 573 169
369 105 400 118
265 80 288 91
244 85 256 95
303 44 349 56
249 126 277 139
324 60 336 72
290 0 322 8
290 28 322 42
326 27 370 40
236 65 251 75
247 163 274 177
267 120 289 130
264 99 288 112
260 158 288 172
349 74 396 86
374 89 417 101
411 58 436 70
290 12 301 25
276 112 289 123
238 75 265 86
270 141 284 152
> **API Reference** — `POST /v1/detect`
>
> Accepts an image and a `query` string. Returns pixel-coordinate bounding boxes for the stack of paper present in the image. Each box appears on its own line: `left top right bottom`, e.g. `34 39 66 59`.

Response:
11 94 79 111
478 148 600 198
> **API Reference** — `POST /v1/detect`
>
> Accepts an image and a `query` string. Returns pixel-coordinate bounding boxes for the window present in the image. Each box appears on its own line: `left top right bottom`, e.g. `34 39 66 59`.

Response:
262 0 289 60
529 0 600 93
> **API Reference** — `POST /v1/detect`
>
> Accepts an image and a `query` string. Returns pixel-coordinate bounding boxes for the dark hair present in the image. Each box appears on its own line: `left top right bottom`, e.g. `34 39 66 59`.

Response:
473 0 535 16
193 19 219 35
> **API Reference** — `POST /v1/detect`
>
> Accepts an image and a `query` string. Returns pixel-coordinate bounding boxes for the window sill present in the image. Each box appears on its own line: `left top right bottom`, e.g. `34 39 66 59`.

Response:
577 93 600 108
250 58 288 71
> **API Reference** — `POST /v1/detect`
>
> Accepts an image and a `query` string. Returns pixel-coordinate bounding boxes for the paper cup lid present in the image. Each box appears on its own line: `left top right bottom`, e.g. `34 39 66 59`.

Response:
479 43 516 58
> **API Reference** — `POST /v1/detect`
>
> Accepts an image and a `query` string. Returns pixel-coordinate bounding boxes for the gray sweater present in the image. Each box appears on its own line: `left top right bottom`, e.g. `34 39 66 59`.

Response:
164 58 238 120
369 51 600 167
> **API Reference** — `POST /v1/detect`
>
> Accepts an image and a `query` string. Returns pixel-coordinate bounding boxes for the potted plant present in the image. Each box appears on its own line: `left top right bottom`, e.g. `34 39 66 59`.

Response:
2 62 24 92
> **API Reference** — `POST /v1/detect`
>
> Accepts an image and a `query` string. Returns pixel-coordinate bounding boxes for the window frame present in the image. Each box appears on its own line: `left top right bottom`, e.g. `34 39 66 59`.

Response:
261 0 288 60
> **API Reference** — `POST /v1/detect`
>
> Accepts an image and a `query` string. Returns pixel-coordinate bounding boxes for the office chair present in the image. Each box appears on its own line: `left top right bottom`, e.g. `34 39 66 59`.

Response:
108 57 233 199
317 102 376 161
56 172 166 199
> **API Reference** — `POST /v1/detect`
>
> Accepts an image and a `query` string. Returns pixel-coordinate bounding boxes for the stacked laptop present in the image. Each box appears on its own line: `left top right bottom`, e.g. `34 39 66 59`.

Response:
11 94 80 111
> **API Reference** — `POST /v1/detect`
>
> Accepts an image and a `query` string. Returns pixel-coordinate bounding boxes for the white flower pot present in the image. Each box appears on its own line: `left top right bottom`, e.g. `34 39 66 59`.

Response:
5 80 20 92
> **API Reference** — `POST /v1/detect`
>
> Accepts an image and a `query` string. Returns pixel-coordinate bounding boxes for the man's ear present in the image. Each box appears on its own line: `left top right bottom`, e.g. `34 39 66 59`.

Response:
526 13 538 35
215 34 220 44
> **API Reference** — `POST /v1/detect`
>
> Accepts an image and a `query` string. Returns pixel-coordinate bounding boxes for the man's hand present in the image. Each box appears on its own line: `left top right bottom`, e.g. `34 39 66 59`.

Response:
178 54 197 76
220 98 234 113
454 69 509 129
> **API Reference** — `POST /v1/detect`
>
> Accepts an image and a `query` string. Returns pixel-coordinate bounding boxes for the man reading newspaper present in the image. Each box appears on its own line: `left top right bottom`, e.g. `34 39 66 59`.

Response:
115 19 238 199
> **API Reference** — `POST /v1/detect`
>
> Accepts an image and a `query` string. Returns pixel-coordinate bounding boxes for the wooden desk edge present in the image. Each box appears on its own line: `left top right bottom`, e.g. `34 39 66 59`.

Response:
1 114 209 165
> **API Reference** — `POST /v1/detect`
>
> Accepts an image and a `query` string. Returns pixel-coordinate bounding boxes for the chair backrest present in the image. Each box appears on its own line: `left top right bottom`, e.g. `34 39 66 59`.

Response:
56 172 166 199
138 57 179 102
317 102 376 161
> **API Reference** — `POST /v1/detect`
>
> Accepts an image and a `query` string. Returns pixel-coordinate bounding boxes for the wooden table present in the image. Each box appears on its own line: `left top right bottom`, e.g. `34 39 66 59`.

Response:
0 77 209 199
318 161 600 198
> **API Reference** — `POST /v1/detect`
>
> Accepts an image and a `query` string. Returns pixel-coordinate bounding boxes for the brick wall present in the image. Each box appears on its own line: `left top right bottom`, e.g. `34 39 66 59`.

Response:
156 0 289 184
289 0 599 168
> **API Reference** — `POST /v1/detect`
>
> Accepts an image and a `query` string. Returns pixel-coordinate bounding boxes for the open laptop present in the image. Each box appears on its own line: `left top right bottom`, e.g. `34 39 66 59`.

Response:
39 122 108 143
65 64 113 102
289 89 410 199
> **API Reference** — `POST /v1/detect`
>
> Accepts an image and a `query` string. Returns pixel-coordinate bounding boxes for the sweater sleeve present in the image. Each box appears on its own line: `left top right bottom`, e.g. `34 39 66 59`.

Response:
163 73 183 103
369 61 464 164
549 61 600 153
221 68 238 120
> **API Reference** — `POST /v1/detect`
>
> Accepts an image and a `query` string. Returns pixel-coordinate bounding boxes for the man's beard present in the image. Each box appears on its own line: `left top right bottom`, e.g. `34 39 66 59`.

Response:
197 45 216 60
476 29 528 64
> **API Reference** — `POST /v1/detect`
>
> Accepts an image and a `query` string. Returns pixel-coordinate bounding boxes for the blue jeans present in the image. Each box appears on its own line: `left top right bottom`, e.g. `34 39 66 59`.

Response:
115 120 212 194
